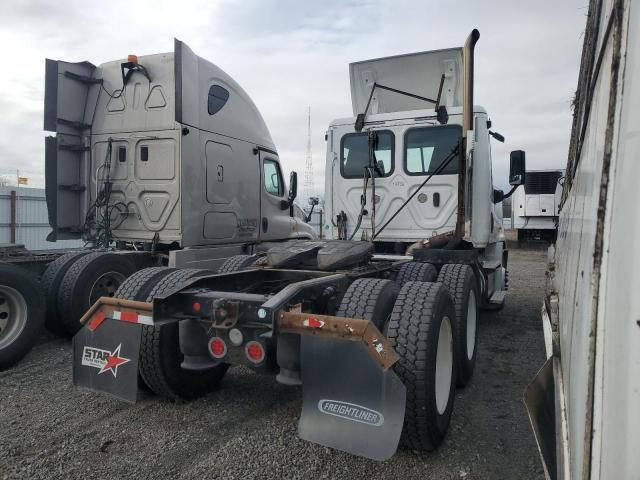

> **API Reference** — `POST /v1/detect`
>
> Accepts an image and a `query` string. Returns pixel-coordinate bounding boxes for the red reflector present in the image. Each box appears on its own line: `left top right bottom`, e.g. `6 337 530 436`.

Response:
119 311 138 323
245 341 265 364
208 337 227 359
303 317 324 328
87 311 106 331
192 302 201 313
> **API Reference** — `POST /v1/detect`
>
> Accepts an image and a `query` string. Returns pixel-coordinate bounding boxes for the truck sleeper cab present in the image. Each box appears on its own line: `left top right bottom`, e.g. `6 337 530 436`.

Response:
39 40 316 338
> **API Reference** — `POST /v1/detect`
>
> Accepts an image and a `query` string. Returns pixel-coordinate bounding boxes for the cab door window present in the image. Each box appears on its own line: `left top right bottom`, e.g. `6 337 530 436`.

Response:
263 159 284 196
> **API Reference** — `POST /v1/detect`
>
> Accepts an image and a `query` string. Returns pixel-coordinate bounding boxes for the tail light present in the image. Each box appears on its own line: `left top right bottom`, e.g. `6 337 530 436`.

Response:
208 337 227 359
245 341 265 364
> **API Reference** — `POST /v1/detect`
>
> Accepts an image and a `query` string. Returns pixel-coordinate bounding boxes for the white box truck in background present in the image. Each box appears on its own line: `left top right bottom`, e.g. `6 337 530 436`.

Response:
526 0 640 478
511 169 563 242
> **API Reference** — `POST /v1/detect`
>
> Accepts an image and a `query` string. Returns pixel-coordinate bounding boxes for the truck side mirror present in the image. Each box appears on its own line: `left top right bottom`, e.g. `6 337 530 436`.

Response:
509 150 526 186
280 171 298 210
288 171 298 202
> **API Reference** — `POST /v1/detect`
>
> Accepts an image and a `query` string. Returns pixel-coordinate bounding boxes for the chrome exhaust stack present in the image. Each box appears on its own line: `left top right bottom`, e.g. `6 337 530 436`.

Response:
456 29 480 239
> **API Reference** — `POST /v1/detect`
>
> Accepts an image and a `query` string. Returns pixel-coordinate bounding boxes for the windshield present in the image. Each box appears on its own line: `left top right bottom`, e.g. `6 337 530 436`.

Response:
404 125 461 175
341 131 394 178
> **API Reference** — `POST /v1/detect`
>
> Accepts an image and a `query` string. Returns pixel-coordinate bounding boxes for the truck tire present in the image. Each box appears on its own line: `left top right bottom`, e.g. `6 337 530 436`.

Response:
386 281 457 451
336 278 399 330
0 263 45 370
114 267 176 301
395 262 438 286
139 269 228 401
40 250 91 335
57 252 136 336
437 264 479 387
218 255 258 273
113 267 177 392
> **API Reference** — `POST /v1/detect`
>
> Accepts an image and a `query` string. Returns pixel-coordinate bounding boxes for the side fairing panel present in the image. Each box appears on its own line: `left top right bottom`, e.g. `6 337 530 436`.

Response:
44 59 97 240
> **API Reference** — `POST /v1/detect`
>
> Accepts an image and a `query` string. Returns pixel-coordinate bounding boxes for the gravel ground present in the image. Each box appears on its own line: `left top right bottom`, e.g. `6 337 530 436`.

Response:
0 249 547 480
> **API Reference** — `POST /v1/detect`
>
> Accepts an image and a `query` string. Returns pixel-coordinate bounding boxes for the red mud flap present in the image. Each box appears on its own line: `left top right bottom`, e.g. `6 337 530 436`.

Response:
72 297 153 403
297 334 406 461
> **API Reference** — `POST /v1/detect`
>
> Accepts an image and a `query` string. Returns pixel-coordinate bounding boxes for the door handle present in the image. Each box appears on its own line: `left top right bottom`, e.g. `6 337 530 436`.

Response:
217 165 223 182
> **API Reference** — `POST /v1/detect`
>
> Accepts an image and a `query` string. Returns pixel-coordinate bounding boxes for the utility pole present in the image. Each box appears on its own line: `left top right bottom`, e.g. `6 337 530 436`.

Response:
304 106 314 204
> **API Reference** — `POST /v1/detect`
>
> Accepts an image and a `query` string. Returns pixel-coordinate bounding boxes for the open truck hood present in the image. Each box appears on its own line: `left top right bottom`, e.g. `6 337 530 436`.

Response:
349 47 463 115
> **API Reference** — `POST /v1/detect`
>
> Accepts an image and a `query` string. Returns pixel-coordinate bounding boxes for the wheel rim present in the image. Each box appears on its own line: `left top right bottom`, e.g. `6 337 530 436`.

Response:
466 289 477 359
435 315 454 415
89 271 127 304
0 285 28 350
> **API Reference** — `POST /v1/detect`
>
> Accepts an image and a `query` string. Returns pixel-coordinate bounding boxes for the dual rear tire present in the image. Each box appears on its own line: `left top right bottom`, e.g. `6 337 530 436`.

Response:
337 278 457 451
114 267 227 401
41 251 138 336
437 264 479 387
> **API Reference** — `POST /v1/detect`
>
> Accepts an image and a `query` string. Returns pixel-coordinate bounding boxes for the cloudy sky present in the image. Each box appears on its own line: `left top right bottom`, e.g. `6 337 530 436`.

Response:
0 0 587 192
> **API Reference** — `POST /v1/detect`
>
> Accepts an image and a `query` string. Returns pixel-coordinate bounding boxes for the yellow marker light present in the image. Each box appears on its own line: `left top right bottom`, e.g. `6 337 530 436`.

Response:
127 54 138 64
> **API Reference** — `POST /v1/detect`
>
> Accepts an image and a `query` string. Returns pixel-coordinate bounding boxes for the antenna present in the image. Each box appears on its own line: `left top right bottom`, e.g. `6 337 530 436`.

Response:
304 106 314 203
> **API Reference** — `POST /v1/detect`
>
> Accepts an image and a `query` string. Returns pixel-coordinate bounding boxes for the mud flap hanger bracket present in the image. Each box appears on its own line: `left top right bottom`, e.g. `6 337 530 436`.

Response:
80 296 154 331
277 310 399 370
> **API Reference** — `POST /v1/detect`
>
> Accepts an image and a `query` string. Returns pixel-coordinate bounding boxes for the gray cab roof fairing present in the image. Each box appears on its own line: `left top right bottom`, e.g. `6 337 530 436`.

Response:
349 47 463 116
92 52 176 134
175 39 276 151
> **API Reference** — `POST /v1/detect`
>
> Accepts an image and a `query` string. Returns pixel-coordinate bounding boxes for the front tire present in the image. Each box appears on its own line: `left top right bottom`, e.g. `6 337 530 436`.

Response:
386 281 457 451
217 255 258 273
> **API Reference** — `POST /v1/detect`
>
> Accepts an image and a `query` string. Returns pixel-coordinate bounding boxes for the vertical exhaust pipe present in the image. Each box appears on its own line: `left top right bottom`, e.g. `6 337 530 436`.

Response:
456 29 480 239
462 29 480 134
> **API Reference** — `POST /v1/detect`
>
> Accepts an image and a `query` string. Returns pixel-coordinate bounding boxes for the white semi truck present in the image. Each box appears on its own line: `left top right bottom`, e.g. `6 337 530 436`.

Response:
526 0 640 478
323 33 519 312
511 169 563 242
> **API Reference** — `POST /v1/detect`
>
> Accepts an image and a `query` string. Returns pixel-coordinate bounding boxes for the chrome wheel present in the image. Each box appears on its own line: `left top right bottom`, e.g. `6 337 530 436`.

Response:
435 315 454 415
0 285 28 350
89 271 127 304
466 289 477 359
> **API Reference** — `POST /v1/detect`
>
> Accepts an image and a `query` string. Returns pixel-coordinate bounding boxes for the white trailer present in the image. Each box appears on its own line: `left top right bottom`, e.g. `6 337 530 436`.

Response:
526 1 640 478
511 169 563 242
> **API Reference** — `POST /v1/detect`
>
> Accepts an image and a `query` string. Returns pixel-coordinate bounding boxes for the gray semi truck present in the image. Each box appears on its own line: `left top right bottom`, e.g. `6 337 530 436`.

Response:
0 40 316 369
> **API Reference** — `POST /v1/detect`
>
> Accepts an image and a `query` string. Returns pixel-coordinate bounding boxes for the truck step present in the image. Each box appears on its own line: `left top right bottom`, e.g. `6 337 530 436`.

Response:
489 290 506 305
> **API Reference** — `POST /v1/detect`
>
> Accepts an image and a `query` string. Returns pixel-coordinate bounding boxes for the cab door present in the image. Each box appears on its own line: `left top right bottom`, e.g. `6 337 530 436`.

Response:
258 152 293 240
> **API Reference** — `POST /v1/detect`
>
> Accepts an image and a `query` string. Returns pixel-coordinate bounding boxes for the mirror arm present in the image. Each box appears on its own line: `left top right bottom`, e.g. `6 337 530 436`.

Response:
493 185 518 204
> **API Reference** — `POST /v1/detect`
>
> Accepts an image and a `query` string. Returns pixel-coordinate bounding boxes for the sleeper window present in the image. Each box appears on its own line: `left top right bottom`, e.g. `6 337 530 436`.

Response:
208 85 229 115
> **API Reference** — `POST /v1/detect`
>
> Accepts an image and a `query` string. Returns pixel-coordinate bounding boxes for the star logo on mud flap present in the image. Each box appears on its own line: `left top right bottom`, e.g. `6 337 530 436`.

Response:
81 344 131 378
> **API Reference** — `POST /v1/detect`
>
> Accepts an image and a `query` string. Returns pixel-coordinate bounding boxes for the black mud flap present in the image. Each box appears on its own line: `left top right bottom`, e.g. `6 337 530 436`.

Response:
299 336 406 461
72 319 141 403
